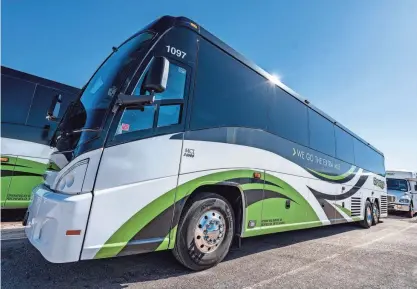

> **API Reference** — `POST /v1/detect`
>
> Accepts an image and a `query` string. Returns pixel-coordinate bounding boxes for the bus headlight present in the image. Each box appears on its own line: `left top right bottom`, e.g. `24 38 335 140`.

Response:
399 197 410 203
55 159 89 194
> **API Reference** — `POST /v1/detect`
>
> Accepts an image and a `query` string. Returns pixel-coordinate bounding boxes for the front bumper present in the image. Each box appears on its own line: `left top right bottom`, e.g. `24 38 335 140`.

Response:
388 203 410 212
24 185 92 263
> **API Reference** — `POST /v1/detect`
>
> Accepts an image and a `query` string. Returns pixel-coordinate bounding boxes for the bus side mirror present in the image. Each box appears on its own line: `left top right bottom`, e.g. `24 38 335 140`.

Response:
116 57 170 109
143 56 169 93
46 94 62 122
415 184 417 191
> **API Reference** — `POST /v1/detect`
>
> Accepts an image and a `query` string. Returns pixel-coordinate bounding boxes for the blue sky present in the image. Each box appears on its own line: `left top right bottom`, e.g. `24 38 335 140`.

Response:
2 1 416 170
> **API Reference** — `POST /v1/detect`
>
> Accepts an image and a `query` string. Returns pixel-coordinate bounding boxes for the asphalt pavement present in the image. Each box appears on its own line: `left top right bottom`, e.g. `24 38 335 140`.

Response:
1 214 416 289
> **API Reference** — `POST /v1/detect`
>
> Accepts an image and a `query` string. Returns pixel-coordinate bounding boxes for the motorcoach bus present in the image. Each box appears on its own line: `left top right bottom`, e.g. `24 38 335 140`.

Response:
24 16 387 270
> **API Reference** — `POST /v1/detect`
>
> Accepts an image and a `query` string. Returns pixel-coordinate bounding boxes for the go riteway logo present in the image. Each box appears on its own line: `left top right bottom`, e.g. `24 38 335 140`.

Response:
373 177 385 189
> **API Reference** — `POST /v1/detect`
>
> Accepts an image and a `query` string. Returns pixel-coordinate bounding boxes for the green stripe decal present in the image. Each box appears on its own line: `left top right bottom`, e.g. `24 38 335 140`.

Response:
307 166 356 181
334 204 351 216
94 170 257 259
94 187 177 259
244 173 321 237
95 170 323 258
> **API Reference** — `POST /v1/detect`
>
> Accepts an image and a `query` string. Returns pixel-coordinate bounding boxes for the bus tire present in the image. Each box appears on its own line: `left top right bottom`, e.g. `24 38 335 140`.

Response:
407 203 414 218
360 200 372 229
172 192 235 271
371 201 380 225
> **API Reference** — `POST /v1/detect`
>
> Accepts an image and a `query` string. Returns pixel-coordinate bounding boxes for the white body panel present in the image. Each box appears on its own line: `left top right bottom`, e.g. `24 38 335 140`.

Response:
81 176 178 259
1 137 54 159
25 187 92 263
25 134 387 263
180 139 309 179
81 134 182 259
94 134 182 191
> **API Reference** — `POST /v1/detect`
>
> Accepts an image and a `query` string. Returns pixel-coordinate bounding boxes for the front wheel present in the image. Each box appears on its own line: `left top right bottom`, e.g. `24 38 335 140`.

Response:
360 200 373 229
407 203 414 218
173 192 235 271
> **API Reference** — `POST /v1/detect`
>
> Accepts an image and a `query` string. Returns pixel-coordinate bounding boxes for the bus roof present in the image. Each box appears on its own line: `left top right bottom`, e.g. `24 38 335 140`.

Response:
386 170 417 181
1 66 80 95
168 16 384 156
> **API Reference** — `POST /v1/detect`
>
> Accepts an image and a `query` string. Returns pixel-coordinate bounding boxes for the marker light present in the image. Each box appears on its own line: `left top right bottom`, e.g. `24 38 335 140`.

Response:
66 230 81 236
0 157 9 163
190 22 198 29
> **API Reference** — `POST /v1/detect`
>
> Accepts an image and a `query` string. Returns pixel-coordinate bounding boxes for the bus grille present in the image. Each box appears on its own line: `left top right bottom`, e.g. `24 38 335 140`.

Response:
380 195 388 214
351 197 361 216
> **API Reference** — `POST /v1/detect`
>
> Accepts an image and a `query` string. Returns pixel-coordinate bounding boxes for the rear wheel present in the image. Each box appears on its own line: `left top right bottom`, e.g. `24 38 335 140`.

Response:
360 200 372 228
407 203 414 218
371 201 380 225
173 192 234 271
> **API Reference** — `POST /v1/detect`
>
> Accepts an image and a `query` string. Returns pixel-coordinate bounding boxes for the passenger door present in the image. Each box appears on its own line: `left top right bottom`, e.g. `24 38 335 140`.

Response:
81 58 192 259
81 26 198 260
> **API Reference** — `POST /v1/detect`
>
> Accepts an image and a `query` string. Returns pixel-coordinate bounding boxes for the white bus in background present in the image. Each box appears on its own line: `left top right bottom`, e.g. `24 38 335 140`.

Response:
1 66 79 209
386 170 417 218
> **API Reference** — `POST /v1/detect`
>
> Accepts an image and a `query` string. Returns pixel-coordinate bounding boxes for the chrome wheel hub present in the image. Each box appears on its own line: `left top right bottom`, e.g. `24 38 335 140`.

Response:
194 210 226 253
373 206 378 221
367 207 372 225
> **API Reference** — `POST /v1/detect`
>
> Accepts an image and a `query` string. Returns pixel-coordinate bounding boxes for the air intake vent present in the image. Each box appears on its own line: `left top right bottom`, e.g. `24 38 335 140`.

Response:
351 197 361 216
380 195 388 215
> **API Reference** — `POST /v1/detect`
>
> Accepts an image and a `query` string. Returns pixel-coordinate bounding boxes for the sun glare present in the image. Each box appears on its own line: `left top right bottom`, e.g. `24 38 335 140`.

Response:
269 74 281 85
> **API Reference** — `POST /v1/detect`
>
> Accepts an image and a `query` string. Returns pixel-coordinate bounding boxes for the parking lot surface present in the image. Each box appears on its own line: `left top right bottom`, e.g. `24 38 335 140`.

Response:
2 215 417 289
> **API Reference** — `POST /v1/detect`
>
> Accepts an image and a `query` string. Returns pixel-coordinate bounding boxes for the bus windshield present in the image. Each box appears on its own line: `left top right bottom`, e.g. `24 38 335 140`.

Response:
54 32 154 149
387 178 409 191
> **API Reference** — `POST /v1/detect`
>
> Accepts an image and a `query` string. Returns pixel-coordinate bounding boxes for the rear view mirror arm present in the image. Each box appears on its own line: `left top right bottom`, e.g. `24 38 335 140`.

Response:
113 93 155 112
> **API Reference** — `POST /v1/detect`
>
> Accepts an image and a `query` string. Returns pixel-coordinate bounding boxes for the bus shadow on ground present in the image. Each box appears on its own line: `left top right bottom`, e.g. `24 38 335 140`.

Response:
226 222 359 261
2 222 362 289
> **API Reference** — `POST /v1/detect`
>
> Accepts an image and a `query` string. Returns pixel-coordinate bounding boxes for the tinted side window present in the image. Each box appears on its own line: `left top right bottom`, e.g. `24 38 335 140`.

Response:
267 87 309 146
117 61 187 135
157 104 181 127
353 138 385 175
133 62 186 100
1 75 36 125
335 126 355 164
308 109 336 157
190 39 268 130
116 106 155 135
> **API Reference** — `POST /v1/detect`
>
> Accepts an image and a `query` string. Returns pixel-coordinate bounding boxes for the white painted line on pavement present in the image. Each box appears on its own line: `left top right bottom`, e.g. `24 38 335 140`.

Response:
1 227 26 241
244 223 417 289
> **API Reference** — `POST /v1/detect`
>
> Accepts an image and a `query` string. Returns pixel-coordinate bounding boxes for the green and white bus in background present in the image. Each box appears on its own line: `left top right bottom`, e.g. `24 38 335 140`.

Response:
1 66 79 209
24 16 387 271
